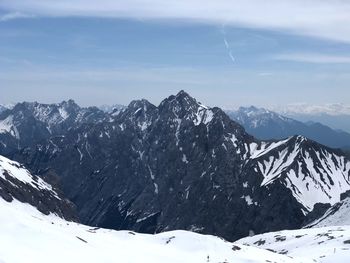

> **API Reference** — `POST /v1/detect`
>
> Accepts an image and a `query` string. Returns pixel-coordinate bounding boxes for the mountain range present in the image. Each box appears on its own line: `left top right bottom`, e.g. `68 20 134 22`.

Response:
272 103 350 133
0 91 349 242
287 113 350 136
0 100 107 155
226 106 350 149
1 91 350 262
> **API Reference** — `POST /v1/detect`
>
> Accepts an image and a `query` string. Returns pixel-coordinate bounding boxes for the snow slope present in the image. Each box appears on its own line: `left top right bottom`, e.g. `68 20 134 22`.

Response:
237 226 350 263
0 198 309 263
0 154 76 220
0 155 54 193
249 136 350 213
0 116 19 139
306 196 350 228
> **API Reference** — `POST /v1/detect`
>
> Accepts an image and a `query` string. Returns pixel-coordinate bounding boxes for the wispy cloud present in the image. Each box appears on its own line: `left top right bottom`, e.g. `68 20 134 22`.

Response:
1 1 350 42
221 25 236 64
273 53 350 64
258 72 274 77
0 11 34 22
272 103 350 116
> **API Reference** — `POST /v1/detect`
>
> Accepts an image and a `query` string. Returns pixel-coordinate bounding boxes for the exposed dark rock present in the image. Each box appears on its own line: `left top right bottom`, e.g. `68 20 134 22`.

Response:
5 91 350 241
0 156 77 221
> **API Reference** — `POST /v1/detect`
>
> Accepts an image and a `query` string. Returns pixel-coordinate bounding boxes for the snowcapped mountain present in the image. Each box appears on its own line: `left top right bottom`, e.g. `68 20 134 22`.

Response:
0 154 76 220
226 106 350 149
227 106 292 128
236 225 350 263
0 100 107 154
11 91 350 241
247 136 350 213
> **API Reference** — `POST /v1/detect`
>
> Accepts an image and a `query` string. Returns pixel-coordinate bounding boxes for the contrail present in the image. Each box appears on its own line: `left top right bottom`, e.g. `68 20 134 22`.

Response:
228 51 235 63
221 25 235 64
224 38 229 49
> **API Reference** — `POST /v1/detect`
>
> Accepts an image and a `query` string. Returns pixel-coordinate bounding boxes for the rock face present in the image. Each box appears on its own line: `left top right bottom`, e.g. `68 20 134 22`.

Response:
0 155 77 221
227 106 350 149
0 100 107 155
9 91 350 241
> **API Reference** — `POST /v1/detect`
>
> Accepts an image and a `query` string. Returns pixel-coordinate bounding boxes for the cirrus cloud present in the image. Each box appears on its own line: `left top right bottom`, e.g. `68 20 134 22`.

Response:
1 0 350 43
0 11 34 21
273 53 350 64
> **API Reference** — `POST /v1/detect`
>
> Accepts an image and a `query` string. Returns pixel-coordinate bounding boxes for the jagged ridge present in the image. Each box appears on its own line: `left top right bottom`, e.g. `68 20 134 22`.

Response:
5 91 350 241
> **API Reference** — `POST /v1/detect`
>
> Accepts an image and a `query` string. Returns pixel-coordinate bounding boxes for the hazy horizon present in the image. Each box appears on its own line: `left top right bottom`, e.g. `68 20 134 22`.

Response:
1 89 350 116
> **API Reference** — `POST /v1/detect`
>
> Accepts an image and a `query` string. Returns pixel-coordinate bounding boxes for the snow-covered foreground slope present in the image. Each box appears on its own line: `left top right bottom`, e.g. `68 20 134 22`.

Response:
0 199 309 263
236 226 350 263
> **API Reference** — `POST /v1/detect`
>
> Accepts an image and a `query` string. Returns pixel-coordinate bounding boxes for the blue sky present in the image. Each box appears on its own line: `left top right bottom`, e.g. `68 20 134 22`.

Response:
1 1 350 109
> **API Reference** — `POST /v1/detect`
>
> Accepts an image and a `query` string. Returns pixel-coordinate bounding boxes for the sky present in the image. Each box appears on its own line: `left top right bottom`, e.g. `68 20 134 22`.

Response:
0 0 350 110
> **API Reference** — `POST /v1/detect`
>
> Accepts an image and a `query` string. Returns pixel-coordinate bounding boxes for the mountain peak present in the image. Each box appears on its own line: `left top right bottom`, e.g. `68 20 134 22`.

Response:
238 106 271 116
128 99 155 112
174 90 198 105
59 99 79 107
175 89 192 99
159 90 206 116
57 100 81 114
242 105 259 111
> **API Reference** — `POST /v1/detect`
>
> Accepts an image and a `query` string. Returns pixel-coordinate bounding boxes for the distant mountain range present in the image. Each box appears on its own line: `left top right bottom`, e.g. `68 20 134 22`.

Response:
0 100 107 154
270 103 350 133
226 106 350 149
1 91 349 242
285 113 350 135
